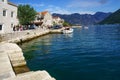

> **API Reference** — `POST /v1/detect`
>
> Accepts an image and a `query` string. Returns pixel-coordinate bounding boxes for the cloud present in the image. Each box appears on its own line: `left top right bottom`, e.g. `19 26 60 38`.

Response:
45 5 95 14
31 3 44 7
79 11 95 14
99 0 109 4
17 2 45 7
45 5 71 14
67 0 109 8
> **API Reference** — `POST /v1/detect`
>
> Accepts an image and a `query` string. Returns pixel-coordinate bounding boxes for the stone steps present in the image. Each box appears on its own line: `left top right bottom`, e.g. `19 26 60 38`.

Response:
1 43 27 67
0 37 55 80
4 70 55 80
0 44 15 80
16 71 34 76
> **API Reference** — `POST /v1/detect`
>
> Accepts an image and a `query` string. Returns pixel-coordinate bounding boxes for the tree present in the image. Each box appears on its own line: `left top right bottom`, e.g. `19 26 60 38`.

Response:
63 21 71 27
17 4 36 25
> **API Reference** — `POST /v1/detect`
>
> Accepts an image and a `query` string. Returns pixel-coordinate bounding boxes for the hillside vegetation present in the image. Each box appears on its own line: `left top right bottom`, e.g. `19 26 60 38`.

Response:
99 9 120 24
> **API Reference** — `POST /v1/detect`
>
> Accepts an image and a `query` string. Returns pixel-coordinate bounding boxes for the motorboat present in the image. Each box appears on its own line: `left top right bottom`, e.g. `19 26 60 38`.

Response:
84 26 89 29
62 27 74 34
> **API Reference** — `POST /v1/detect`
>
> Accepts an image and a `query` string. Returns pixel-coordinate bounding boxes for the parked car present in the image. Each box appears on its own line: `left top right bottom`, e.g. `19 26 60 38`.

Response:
53 25 62 29
29 24 36 30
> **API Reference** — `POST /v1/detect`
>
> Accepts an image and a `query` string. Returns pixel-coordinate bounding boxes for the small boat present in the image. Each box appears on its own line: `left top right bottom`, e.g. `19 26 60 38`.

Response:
84 26 89 29
62 27 74 34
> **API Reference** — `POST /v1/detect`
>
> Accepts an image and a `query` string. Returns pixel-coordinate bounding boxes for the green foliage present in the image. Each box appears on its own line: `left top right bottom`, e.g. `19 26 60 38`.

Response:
99 9 120 24
63 21 70 26
18 4 37 25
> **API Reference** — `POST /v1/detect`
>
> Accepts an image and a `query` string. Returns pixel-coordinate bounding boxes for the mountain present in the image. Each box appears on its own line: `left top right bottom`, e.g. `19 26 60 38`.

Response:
52 12 111 25
99 9 120 24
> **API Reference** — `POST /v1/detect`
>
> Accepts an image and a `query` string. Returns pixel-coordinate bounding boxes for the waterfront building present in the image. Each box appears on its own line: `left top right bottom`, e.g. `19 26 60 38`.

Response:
34 11 53 28
0 0 19 34
52 16 64 26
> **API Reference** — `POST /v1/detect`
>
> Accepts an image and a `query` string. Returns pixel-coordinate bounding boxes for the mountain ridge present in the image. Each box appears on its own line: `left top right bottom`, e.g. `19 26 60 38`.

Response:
99 9 120 24
52 12 112 25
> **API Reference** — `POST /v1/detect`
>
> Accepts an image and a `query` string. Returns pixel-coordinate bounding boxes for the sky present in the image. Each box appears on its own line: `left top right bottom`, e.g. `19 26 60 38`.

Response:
9 0 120 14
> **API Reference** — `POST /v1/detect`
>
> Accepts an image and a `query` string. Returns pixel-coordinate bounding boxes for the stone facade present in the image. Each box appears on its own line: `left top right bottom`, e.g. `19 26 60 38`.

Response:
0 0 19 34
53 16 64 26
34 11 53 28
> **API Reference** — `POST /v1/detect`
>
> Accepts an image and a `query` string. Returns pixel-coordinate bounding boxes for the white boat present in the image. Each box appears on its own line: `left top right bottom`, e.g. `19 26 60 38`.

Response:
62 27 74 34
84 26 89 29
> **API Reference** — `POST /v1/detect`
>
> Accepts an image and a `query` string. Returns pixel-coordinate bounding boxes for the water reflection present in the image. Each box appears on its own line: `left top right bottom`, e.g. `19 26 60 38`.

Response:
21 26 120 80
63 33 73 38
20 35 53 60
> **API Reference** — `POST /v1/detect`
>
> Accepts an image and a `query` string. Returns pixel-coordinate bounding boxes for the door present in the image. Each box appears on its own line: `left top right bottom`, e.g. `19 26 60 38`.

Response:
0 25 2 30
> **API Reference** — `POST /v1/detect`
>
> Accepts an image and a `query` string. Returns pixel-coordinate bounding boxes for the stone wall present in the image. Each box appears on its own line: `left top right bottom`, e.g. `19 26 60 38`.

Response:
0 28 50 43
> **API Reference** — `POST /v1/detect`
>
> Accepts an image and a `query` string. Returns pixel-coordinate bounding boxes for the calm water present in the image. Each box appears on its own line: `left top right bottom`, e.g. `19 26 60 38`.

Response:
20 25 120 80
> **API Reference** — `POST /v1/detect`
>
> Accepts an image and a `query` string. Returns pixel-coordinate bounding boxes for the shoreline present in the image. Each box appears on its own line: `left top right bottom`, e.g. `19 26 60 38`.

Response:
0 28 62 80
0 28 63 44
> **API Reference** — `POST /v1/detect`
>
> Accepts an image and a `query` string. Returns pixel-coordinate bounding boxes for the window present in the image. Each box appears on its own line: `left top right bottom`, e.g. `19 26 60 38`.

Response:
11 11 14 17
3 10 7 16
0 25 2 30
11 23 13 28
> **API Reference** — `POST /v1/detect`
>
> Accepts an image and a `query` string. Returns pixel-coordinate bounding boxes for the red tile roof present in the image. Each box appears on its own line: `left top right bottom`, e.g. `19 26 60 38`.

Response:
37 11 49 16
41 11 48 16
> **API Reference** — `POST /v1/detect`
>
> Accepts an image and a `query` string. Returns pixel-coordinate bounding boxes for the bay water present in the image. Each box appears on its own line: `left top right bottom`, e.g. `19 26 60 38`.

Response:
20 25 120 80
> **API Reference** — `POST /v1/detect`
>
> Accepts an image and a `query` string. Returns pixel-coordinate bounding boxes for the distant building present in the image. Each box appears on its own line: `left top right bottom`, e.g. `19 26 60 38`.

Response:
52 16 64 26
34 11 53 28
0 0 19 33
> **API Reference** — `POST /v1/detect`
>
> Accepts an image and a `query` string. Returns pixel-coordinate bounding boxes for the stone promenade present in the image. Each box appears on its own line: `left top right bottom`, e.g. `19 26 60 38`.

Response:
0 28 56 80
